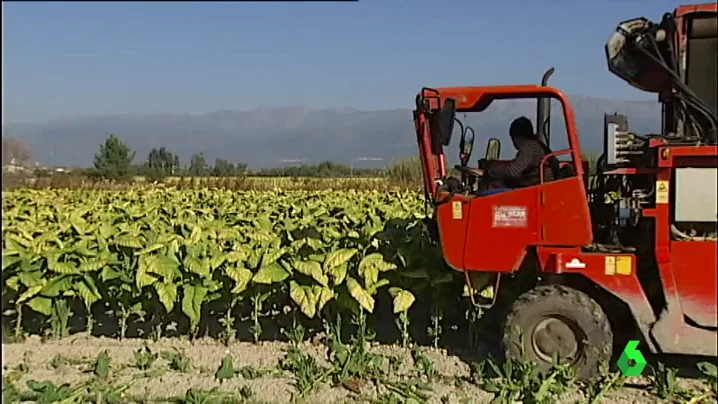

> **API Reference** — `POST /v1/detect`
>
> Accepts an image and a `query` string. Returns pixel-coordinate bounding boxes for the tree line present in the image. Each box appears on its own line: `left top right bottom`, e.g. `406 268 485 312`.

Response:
86 134 384 181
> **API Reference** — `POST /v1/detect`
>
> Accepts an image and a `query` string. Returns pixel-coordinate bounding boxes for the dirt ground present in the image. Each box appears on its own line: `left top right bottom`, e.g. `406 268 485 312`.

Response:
1 336 713 403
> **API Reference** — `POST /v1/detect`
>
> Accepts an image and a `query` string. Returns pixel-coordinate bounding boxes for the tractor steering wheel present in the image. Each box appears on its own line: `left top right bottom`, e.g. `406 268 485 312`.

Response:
454 165 484 178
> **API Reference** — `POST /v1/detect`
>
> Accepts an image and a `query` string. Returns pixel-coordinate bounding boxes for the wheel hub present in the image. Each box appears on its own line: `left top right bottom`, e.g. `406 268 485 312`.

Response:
531 316 581 363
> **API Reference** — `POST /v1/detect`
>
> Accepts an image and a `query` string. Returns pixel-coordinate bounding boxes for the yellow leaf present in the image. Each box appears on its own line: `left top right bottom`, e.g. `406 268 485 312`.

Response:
313 285 334 314
327 263 348 286
323 249 357 271
225 264 253 293
293 260 328 286
391 288 415 313
346 276 374 313
136 256 159 288
289 281 317 318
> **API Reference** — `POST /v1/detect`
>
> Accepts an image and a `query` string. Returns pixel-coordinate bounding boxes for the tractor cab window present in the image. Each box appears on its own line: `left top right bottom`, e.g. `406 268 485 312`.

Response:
447 95 579 195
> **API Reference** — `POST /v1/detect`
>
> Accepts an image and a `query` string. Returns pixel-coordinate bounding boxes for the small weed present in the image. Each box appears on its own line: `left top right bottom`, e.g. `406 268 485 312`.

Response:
94 350 111 378
282 314 306 347
327 312 384 384
427 306 443 349
581 361 625 404
215 354 235 382
466 306 484 350
162 349 191 373
650 362 687 401
387 355 405 375
281 345 328 398
697 361 717 396
50 354 67 369
481 356 576 404
249 289 272 343
2 377 21 402
181 387 235 404
382 379 432 403
5 358 30 384
238 385 254 399
85 379 133 403
49 300 72 339
394 311 411 348
469 361 487 385
239 365 274 380
49 353 90 369
24 380 84 404
133 346 158 370
412 347 438 381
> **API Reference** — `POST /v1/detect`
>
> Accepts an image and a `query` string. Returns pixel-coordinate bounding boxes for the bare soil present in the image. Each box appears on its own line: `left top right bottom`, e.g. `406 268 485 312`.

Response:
1 336 713 403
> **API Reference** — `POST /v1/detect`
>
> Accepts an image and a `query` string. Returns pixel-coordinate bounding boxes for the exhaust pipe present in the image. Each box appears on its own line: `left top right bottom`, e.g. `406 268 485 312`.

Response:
537 67 555 146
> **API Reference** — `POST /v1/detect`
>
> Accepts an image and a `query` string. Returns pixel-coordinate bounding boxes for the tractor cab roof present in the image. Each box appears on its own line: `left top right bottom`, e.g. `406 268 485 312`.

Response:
416 85 571 113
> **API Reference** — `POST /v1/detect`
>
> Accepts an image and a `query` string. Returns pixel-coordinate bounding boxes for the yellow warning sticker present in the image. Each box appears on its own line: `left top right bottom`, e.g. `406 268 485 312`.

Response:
452 201 462 220
616 256 632 275
656 181 669 204
604 256 616 275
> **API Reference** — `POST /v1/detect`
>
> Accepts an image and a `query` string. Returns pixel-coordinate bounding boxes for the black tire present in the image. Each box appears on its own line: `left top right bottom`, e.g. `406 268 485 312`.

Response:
501 285 613 380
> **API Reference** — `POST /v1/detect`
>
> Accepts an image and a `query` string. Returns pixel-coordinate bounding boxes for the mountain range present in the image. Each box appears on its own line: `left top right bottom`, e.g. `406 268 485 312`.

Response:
2 96 662 169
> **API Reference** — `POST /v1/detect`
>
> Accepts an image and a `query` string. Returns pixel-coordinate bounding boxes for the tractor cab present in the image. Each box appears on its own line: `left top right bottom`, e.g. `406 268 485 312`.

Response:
413 74 594 274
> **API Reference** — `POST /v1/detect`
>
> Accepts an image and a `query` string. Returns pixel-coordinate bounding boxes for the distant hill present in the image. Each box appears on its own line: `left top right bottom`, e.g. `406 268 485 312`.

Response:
2 96 661 169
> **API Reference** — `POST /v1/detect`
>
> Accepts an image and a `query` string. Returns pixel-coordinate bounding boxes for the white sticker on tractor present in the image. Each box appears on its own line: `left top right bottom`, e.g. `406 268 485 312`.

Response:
492 205 527 228
564 258 586 269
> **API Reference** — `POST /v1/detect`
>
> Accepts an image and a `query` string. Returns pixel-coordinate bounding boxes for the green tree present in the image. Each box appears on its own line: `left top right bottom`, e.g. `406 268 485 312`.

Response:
188 152 209 177
146 147 180 181
93 134 135 180
212 159 234 177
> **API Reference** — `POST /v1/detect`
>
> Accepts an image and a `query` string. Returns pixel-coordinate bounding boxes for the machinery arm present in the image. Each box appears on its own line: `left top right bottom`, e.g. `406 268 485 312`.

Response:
605 13 717 144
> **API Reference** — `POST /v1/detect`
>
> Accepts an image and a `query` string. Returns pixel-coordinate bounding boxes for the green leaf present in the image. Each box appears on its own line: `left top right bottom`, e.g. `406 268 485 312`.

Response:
40 276 74 298
260 247 285 268
75 276 102 305
154 282 178 312
100 267 122 282
215 355 235 381
346 276 375 313
147 254 181 281
17 285 43 304
182 284 207 327
252 262 289 285
26 296 53 316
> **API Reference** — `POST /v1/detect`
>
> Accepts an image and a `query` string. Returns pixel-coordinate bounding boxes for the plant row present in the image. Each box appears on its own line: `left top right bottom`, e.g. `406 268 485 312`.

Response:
2 188 479 343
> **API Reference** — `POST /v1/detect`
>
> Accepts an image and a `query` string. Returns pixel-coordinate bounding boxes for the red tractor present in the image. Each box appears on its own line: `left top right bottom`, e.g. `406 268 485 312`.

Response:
413 3 717 378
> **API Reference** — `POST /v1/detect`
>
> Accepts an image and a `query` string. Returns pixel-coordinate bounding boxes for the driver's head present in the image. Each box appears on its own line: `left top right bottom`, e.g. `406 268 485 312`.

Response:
509 116 535 148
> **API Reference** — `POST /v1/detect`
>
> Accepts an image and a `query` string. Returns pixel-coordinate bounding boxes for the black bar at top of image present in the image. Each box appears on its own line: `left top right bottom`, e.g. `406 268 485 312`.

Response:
3 0 360 2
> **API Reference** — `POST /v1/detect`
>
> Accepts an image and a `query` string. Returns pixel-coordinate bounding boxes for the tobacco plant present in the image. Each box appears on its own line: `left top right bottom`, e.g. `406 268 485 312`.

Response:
2 189 461 344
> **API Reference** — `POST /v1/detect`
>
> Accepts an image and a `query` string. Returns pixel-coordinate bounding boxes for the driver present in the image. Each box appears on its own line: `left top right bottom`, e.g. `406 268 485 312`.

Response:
477 116 552 194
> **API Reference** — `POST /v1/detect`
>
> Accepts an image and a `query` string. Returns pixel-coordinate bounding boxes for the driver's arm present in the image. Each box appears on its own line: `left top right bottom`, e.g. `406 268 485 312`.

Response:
486 144 538 180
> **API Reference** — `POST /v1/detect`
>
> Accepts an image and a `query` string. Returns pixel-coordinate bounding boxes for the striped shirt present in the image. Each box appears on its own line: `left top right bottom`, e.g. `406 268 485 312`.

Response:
487 139 554 187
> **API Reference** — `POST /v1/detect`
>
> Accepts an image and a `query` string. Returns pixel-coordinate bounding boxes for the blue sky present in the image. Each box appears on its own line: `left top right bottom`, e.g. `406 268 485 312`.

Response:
4 0 682 123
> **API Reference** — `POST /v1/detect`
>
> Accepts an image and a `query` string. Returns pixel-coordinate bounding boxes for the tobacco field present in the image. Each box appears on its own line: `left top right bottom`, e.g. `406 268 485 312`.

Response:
2 188 717 403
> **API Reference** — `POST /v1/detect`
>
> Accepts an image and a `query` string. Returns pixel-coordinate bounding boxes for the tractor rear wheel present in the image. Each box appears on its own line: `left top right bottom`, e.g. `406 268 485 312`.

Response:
501 285 613 380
